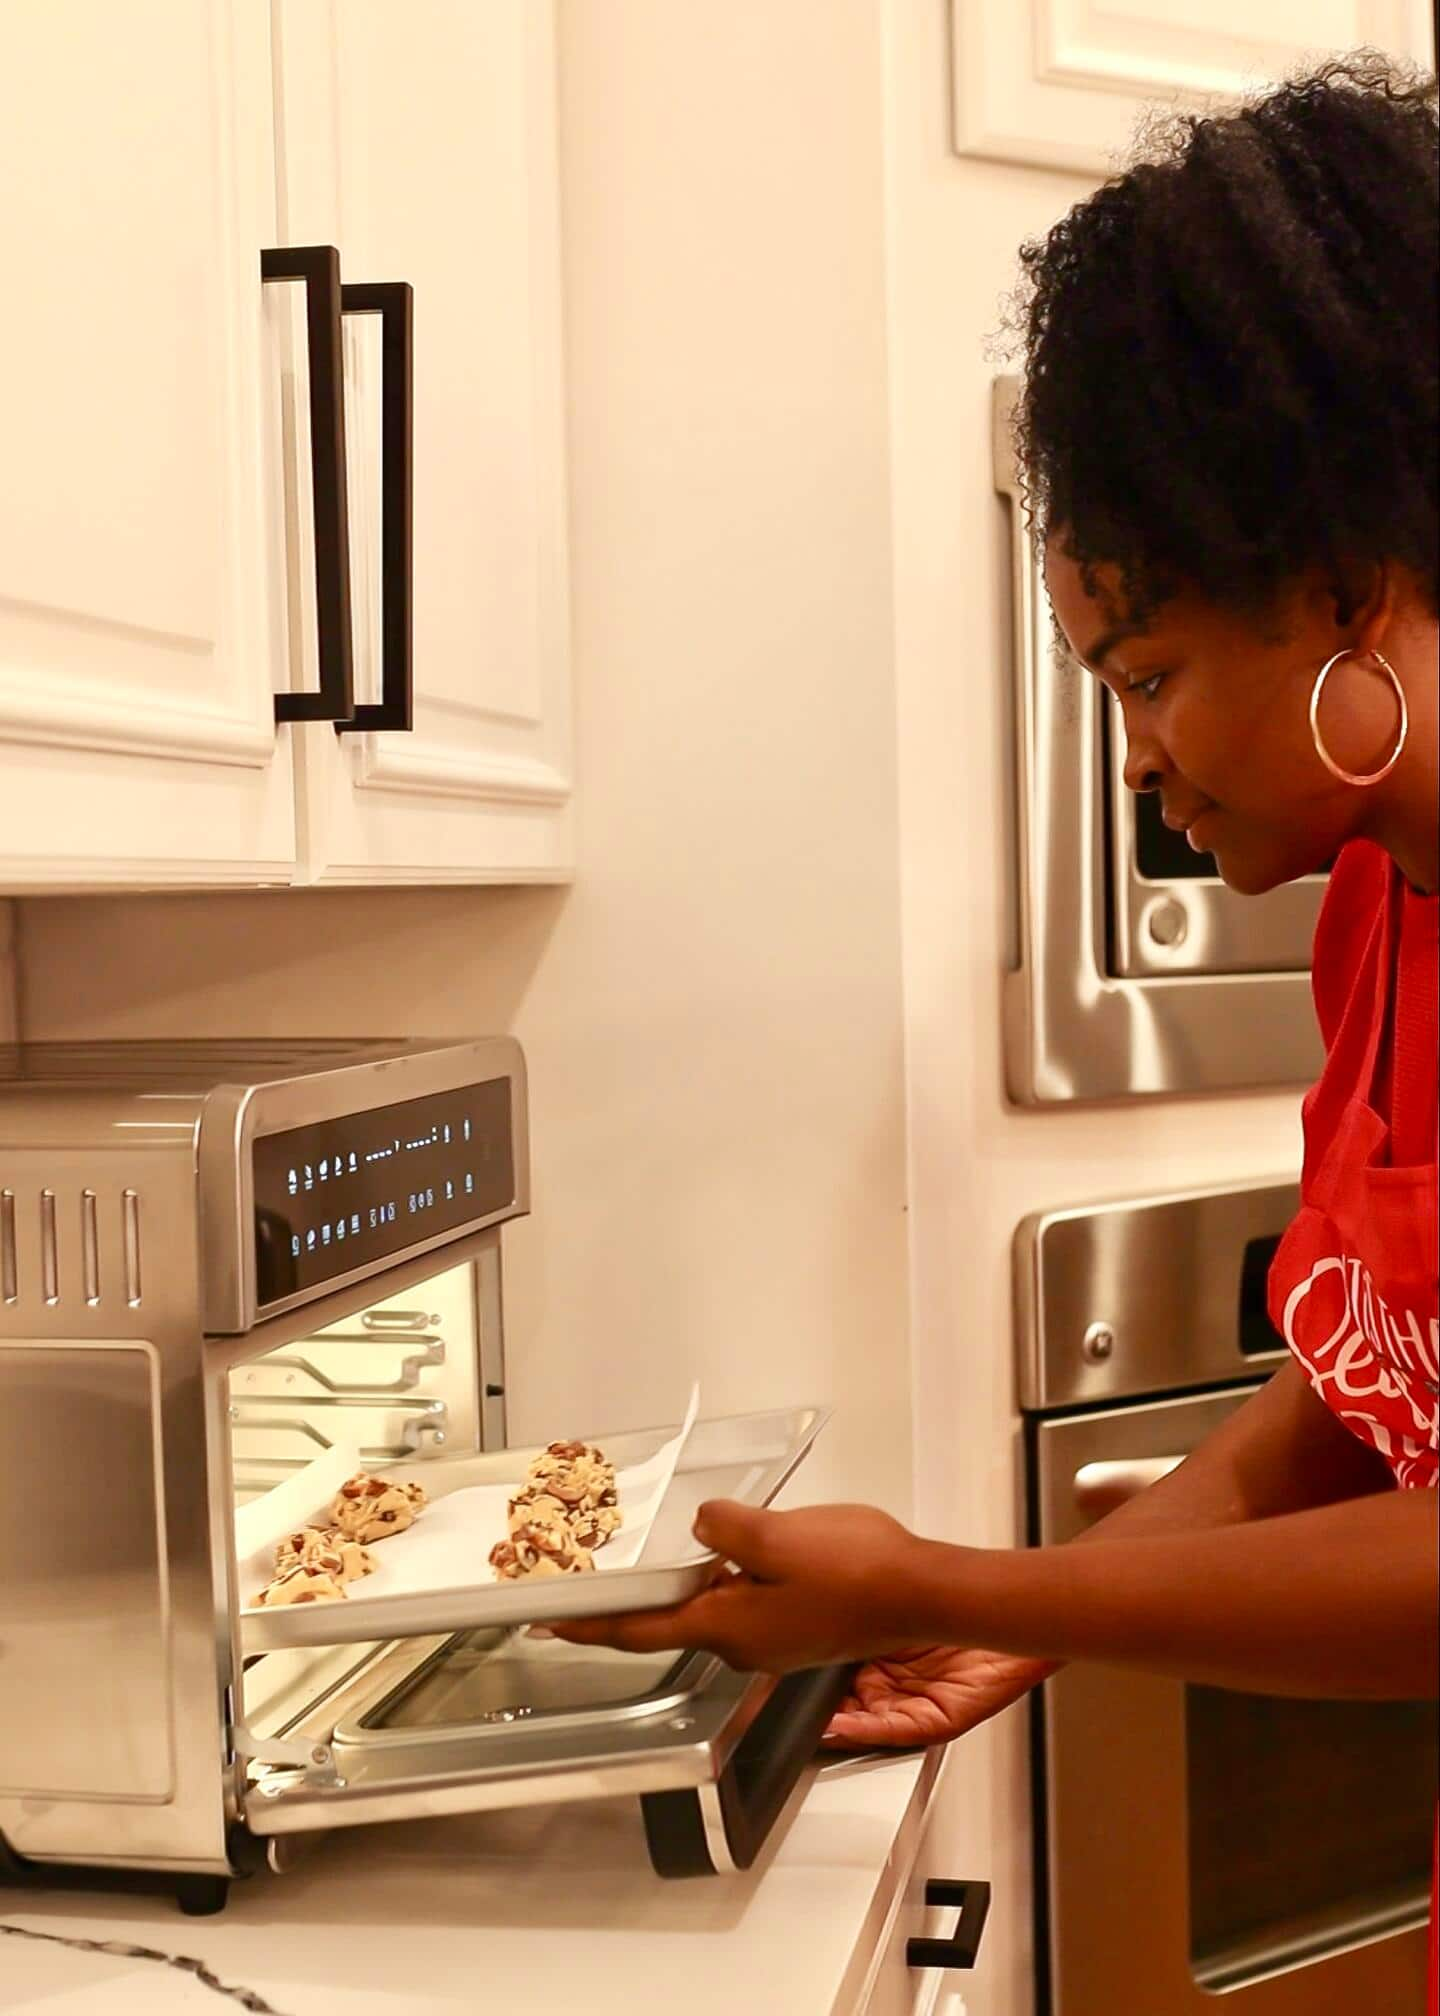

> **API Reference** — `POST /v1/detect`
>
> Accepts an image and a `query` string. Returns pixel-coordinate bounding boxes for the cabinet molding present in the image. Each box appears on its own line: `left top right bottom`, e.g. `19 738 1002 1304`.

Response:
0 668 273 768
951 0 1435 174
353 737 571 808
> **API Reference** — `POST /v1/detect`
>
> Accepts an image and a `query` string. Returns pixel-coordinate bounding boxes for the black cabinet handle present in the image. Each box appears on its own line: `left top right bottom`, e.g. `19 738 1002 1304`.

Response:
907 1878 991 1970
336 281 414 734
260 246 355 726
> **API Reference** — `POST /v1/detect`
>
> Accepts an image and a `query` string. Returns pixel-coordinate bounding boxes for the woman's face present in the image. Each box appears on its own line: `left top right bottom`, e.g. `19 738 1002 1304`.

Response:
1042 542 1403 895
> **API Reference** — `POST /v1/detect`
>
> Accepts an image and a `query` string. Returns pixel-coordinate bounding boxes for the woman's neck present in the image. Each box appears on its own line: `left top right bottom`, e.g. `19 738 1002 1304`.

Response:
1365 621 1438 893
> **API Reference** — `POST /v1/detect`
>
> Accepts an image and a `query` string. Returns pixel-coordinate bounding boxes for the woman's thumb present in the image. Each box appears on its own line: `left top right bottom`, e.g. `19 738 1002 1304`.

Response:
693 1498 775 1572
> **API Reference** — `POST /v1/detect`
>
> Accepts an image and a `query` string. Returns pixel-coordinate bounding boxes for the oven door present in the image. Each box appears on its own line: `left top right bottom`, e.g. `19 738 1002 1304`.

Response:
237 1629 846 1877
1032 1389 1435 2014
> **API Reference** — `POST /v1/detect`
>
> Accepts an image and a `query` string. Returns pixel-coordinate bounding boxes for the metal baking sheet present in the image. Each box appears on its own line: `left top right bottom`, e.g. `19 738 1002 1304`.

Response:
238 1404 828 1653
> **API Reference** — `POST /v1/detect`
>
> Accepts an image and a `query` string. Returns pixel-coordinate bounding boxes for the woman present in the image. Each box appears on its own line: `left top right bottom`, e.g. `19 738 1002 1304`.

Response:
560 43 1438 1960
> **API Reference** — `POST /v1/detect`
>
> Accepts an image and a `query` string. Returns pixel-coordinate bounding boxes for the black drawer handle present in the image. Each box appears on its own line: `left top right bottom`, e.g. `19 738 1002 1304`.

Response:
907 1878 991 1970
261 246 355 726
336 281 414 734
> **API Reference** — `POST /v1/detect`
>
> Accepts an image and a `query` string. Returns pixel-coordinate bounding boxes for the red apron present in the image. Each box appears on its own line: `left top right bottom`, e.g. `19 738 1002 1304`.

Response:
1267 842 1438 2009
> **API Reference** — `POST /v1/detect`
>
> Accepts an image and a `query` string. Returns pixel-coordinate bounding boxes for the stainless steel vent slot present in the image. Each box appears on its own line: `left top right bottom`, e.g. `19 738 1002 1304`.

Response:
1 1189 15 1304
81 1190 101 1306
123 1188 143 1307
39 1189 58 1304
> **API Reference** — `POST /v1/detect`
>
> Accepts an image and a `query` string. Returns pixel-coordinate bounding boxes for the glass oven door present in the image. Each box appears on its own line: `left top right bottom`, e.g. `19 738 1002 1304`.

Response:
237 1628 845 1876
1032 1389 1435 2015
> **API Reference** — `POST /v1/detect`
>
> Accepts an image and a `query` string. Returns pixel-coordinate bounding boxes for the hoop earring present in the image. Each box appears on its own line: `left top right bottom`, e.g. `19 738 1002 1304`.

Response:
1308 648 1409 788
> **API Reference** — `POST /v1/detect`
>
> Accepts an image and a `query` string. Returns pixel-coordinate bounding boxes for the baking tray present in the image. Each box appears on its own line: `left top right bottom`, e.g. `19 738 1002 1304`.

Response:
237 1403 827 1652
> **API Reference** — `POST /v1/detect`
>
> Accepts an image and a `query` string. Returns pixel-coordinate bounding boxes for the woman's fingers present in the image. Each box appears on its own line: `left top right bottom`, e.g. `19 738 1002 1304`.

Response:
551 1581 742 1655
693 1499 781 1575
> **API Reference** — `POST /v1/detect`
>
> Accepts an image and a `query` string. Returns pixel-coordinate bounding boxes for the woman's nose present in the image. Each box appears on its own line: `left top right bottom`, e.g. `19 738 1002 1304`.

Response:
1122 732 1167 796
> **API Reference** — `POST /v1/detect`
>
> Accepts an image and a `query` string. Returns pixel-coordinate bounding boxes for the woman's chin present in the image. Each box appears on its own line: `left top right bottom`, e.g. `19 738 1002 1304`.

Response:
1209 831 1329 896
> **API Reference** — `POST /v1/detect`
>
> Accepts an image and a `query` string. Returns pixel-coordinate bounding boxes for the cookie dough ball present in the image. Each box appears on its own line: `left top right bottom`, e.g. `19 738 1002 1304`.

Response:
489 1515 595 1582
275 1527 374 1583
398 1479 428 1512
329 1473 418 1544
568 1502 623 1552
506 1489 573 1537
255 1561 348 1606
525 1441 617 1514
508 1484 624 1555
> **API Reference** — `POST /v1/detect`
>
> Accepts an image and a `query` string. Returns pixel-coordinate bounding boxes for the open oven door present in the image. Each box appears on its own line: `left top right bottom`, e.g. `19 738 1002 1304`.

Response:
237 1628 847 1878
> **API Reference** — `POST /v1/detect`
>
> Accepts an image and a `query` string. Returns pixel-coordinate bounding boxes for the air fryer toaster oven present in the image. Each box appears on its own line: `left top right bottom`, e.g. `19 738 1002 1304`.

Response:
0 1040 843 1914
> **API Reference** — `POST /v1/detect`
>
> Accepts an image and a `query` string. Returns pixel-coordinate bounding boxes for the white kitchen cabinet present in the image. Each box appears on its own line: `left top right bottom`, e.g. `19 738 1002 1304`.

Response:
272 0 574 885
0 0 571 894
0 1 298 891
859 1750 991 2016
951 0 1435 175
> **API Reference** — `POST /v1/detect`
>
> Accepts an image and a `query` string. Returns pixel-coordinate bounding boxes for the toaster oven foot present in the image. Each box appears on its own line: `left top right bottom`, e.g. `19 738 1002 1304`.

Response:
0 1827 249 1916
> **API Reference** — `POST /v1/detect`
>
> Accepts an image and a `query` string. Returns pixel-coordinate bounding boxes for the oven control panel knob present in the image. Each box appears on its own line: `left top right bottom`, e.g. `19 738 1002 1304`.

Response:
1145 897 1189 948
1082 1322 1115 1364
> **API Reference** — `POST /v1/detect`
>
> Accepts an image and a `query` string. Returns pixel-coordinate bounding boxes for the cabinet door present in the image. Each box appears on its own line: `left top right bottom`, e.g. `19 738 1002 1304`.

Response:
0 2 297 891
860 1752 992 2016
951 0 1435 175
274 0 573 885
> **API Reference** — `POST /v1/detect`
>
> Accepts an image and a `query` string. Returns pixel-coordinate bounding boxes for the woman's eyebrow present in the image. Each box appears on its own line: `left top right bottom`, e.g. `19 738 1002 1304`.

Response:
1079 620 1148 671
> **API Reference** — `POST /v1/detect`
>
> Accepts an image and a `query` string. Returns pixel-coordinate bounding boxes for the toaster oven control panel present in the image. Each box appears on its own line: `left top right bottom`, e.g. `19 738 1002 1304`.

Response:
251 1078 515 1306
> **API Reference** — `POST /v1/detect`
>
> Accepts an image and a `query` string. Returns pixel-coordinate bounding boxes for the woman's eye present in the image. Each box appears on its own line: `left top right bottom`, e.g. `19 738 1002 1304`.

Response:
1128 671 1168 701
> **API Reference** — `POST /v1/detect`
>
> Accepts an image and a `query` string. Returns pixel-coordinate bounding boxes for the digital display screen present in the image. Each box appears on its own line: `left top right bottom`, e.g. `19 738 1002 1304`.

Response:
252 1078 515 1306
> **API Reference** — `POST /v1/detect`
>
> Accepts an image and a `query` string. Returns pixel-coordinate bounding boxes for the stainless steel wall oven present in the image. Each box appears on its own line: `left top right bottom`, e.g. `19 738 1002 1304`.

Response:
1015 1180 1436 2013
993 378 1328 1104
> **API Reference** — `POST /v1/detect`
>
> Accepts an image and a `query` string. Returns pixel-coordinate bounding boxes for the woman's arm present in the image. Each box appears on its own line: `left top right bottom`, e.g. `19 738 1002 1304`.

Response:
902 1486 1436 1698
828 1359 1398 1728
558 1367 1433 1698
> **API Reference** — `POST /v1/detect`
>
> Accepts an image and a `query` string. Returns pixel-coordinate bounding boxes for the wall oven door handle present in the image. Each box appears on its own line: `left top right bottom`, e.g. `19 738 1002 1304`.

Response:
261 246 355 726
336 280 414 734
907 1878 992 1970
1074 1455 1184 1518
640 1665 849 1877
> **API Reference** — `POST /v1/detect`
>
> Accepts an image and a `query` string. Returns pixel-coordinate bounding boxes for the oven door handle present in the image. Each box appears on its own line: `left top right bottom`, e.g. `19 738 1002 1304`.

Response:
640 1665 850 1877
1073 1455 1184 1518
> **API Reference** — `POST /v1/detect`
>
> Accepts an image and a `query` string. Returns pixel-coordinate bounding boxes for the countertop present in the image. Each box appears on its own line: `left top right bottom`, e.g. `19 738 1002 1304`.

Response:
0 1751 938 2016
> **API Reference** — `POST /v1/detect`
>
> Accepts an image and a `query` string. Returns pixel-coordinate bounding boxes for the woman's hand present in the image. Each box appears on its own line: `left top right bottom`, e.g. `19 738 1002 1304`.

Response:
552 1499 931 1673
825 1647 1055 1749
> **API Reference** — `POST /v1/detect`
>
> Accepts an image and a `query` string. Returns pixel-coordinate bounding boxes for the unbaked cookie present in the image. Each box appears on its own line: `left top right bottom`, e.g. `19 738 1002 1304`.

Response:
524 1440 617 1514
274 1527 374 1583
328 1473 418 1544
254 1561 348 1606
489 1514 595 1581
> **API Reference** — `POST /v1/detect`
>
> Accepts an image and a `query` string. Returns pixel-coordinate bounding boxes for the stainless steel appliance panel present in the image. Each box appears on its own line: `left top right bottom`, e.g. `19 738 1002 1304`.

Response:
993 377 1326 1102
0 1341 172 1802
1034 1392 1433 2014
1015 1179 1299 1410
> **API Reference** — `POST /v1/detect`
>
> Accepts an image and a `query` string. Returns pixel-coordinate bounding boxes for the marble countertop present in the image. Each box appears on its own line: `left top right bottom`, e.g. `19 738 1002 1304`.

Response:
0 1751 937 2016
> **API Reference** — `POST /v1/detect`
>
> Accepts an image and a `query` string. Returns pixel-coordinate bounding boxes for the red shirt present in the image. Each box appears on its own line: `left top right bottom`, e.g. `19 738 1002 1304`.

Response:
1268 838 1438 2011
1268 840 1438 1486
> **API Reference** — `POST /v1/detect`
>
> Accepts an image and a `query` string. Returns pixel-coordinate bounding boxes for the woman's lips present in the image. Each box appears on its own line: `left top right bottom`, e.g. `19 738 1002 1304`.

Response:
1162 799 1218 840
1186 808 1218 852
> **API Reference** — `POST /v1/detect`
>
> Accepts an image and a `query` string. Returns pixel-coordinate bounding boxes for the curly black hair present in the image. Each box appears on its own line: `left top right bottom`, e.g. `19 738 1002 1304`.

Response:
1006 52 1438 625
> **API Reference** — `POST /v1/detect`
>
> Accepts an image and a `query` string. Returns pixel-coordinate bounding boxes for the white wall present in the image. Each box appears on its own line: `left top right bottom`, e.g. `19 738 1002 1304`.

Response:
16 0 913 1518
880 7 1301 2010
